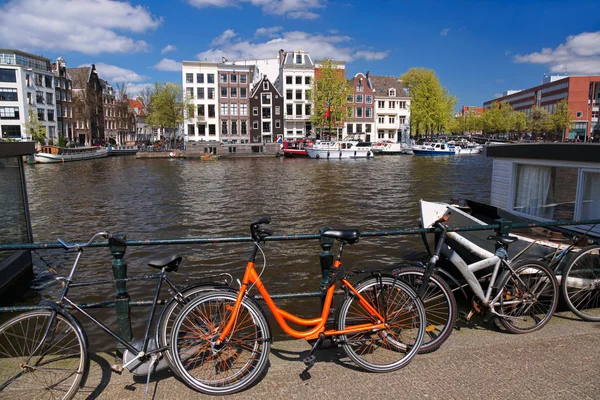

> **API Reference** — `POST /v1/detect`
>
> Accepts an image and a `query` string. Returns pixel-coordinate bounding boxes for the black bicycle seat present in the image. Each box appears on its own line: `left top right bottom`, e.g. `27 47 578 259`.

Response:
320 229 360 244
486 235 519 245
148 255 182 272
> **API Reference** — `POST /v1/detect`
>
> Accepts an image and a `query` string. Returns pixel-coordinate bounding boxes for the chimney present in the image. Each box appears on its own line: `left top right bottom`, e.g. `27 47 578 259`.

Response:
366 71 370 79
278 49 285 66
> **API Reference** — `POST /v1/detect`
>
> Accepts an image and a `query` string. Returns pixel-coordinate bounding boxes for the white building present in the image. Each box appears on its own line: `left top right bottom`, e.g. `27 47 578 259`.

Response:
278 50 315 140
371 76 411 142
182 61 220 143
0 49 57 142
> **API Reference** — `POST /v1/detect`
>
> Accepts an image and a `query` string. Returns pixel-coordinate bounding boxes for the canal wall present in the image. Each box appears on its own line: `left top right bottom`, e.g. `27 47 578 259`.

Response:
136 142 281 159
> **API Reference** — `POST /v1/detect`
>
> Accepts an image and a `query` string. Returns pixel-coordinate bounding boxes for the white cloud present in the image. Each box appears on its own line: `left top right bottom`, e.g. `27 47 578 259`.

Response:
197 29 389 63
255 26 283 37
440 28 450 37
514 31 600 74
161 44 177 54
0 0 162 55
187 0 324 19
153 58 181 71
126 83 155 98
211 29 237 46
79 62 149 83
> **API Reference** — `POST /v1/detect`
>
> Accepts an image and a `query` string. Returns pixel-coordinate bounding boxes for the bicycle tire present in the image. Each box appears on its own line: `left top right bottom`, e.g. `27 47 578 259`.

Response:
336 275 425 372
496 259 558 334
395 267 457 353
156 283 232 367
170 290 271 395
561 245 600 322
0 310 87 400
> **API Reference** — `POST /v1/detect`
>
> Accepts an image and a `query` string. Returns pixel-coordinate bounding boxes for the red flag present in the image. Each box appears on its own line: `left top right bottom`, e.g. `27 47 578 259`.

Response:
323 99 331 118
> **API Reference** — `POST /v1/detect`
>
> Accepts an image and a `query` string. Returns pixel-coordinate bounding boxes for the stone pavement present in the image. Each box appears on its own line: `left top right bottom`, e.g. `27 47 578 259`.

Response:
75 311 600 399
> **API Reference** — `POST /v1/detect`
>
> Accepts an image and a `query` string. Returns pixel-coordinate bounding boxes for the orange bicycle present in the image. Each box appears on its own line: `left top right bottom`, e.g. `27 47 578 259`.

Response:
168 217 426 395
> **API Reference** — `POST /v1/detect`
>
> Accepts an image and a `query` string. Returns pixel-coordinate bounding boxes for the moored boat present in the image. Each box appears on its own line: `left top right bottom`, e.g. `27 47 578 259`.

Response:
412 142 456 156
305 139 373 159
107 144 138 156
34 145 108 163
371 140 410 155
282 140 310 158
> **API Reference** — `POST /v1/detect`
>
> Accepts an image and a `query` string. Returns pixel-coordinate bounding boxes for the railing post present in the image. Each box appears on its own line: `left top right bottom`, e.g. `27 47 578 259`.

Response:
495 218 513 236
318 227 334 308
109 234 132 358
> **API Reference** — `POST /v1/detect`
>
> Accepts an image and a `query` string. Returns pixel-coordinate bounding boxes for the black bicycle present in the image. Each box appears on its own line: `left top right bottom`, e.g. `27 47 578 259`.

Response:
0 232 229 400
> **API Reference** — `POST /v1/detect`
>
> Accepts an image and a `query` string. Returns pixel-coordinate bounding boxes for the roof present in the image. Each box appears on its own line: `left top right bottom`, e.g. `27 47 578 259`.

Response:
128 99 146 116
66 67 91 89
369 76 408 97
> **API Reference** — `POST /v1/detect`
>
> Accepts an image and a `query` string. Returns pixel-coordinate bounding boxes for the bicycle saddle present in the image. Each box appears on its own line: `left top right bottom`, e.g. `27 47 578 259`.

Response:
486 235 519 245
148 255 182 272
321 229 360 244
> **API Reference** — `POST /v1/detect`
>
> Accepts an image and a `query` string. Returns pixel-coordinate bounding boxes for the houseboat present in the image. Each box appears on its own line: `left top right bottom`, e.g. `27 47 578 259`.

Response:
305 139 373 159
34 145 108 163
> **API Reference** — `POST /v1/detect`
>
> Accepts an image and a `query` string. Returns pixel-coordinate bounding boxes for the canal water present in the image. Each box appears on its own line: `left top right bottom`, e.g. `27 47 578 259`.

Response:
18 154 492 348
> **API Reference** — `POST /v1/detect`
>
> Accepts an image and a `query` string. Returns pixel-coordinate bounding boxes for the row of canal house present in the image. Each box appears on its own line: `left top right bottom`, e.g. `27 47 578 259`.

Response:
182 50 411 146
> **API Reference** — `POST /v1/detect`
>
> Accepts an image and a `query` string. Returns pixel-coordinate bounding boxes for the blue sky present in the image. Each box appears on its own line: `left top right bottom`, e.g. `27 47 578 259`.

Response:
2 0 599 108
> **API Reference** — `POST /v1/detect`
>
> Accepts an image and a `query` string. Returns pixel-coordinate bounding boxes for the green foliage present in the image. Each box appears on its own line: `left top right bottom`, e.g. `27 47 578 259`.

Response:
310 59 351 139
146 82 188 147
58 135 68 147
400 68 455 135
549 100 573 138
527 106 551 138
25 108 46 145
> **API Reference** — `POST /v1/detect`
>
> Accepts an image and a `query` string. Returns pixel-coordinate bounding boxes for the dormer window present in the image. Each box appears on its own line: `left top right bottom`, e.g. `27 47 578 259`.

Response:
296 54 303 64
389 88 396 97
263 81 269 90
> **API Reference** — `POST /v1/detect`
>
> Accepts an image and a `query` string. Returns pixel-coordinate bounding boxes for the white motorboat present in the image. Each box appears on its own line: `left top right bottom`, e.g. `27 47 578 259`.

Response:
305 139 373 159
34 145 108 163
107 144 139 156
412 142 456 156
454 145 483 155
371 140 410 155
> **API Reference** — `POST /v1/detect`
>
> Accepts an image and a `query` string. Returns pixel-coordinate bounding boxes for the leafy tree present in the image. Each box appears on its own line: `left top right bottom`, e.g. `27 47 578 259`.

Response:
549 100 573 141
310 59 350 140
527 106 551 139
25 108 46 145
514 111 528 137
480 102 516 135
146 82 188 148
400 68 455 136
114 82 134 144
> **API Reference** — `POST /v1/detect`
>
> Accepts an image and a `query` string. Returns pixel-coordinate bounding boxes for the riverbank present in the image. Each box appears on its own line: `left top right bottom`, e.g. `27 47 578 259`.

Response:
73 311 599 399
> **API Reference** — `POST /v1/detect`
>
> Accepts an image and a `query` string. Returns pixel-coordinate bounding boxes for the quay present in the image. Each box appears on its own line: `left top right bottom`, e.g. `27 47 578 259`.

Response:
75 312 599 399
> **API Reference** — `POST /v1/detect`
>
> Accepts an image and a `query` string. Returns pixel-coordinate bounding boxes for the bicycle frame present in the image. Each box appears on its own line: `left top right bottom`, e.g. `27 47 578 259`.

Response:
217 244 389 343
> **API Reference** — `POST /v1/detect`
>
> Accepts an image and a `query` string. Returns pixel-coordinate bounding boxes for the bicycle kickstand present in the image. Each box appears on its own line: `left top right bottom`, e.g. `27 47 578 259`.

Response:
300 333 325 381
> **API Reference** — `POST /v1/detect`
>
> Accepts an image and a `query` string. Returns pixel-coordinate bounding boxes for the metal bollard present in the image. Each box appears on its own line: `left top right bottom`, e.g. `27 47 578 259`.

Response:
109 234 132 359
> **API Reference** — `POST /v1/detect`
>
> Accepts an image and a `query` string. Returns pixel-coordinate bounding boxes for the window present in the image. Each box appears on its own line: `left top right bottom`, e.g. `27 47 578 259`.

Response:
2 124 20 138
0 106 19 119
582 171 600 219
296 54 303 64
296 104 302 116
222 120 228 135
197 87 204 99
253 120 258 129
389 101 396 108
208 105 215 118
231 120 238 135
186 73 193 83
220 87 227 97
221 103 228 115
186 87 193 98
378 130 385 139
231 103 238 115
356 124 362 133
366 124 372 133
305 76 311 85
347 124 353 134
576 111 583 118
263 81 269 90
45 76 52 88
356 107 363 118
198 105 205 117
378 101 385 108
262 107 271 119
286 89 293 100
366 95 373 104
230 74 237 83
230 87 237 98
286 104 293 115
275 120 281 128
275 106 280 115
240 74 247 84
295 76 302 85
188 124 195 135
37 108 45 120
0 69 17 83
399 101 406 109
389 89 396 96
365 108 372 118
399 117 406 124
347 94 354 103
389 117 395 124
305 104 311 115
198 124 206 135
262 93 271 105
241 120 247 134
356 94 363 103
47 109 54 121
0 88 18 101
240 104 247 115
220 73 227 83
46 92 53 105
295 90 302 100
263 122 271 132
240 88 247 98
196 73 204 83
253 106 258 116
286 76 292 84
209 124 216 135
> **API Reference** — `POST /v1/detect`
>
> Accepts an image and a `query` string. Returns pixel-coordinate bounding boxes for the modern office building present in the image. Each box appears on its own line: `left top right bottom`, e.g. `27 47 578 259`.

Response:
483 75 600 141
0 49 58 142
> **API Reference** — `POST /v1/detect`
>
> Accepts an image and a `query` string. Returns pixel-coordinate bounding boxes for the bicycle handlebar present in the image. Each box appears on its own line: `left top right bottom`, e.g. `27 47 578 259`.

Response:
250 216 273 242
57 231 111 250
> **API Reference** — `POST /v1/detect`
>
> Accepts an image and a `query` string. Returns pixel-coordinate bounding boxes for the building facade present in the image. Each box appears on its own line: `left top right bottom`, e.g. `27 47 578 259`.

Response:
218 64 254 144
0 49 57 143
278 50 314 141
183 61 219 143
345 72 375 142
371 76 411 142
483 75 600 141
249 75 284 144
68 64 104 146
51 57 74 144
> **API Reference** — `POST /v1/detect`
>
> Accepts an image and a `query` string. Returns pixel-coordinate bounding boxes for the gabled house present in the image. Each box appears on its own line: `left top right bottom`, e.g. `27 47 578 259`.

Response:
345 72 375 142
249 75 284 144
371 76 411 142
67 64 104 146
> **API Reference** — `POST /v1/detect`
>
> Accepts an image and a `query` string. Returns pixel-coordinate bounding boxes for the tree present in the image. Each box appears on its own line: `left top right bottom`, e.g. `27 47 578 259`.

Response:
549 100 573 141
400 68 455 136
527 106 551 139
146 82 188 149
514 111 528 138
25 108 46 145
480 102 517 136
114 82 134 144
310 59 351 140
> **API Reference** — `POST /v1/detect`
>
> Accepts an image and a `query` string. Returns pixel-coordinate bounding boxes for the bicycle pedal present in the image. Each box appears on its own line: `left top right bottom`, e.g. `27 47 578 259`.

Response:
302 354 316 367
111 364 124 374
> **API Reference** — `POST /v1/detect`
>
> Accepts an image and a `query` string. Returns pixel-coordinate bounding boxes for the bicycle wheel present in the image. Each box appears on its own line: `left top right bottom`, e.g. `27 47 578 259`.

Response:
336 275 425 372
170 290 271 395
157 283 230 366
561 245 600 321
0 310 87 400
496 259 558 334
395 267 457 353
